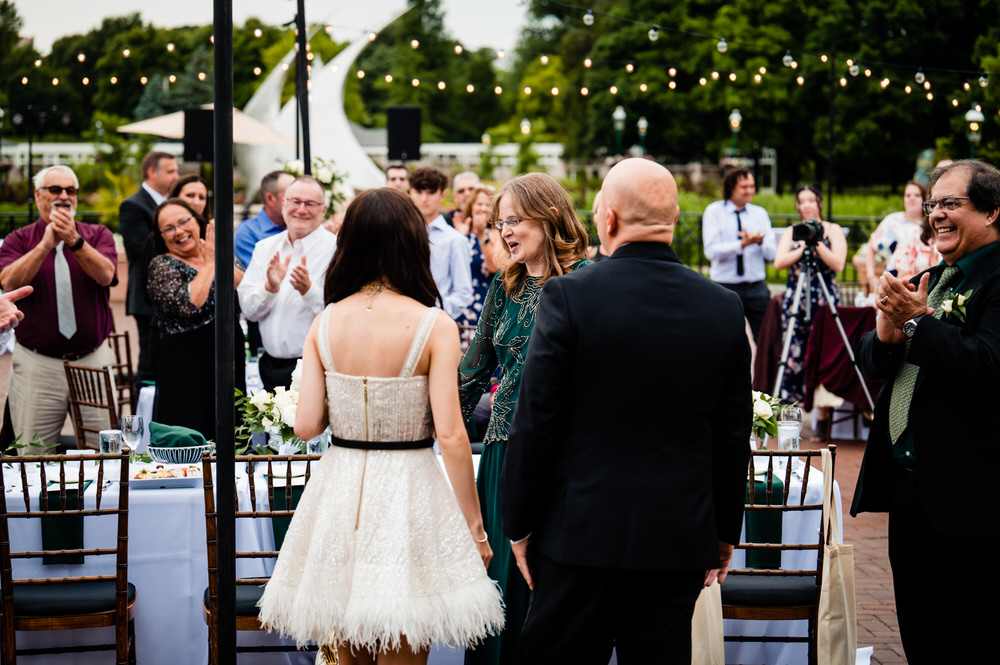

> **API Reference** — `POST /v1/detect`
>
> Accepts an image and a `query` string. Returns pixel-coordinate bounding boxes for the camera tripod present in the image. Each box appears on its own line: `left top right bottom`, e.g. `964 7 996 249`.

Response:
772 243 875 417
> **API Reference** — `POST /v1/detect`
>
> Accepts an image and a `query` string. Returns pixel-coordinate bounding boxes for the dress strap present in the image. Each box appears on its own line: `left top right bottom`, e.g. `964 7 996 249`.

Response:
399 307 440 378
316 304 336 372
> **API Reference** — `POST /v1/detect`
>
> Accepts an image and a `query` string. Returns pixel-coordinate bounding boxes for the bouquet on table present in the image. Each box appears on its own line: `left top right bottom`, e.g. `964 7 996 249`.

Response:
236 361 310 453
751 390 783 447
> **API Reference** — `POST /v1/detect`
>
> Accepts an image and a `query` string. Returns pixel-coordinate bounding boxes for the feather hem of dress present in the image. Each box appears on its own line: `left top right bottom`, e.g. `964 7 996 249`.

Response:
257 576 505 652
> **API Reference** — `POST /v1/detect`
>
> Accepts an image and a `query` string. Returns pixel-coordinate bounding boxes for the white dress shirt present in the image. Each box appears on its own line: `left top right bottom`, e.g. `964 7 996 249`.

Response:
142 182 167 206
237 225 337 359
702 199 776 284
428 215 473 319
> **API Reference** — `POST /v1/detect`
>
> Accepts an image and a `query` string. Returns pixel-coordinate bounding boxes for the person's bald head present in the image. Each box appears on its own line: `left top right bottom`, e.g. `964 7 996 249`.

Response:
596 158 679 253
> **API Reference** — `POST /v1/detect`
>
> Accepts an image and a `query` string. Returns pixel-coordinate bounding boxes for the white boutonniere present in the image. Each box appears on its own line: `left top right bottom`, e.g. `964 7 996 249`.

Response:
941 289 973 322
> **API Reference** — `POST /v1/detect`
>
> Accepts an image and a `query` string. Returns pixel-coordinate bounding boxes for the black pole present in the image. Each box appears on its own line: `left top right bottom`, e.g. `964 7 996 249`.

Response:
212 1 237 664
26 106 34 220
294 0 312 174
826 50 835 222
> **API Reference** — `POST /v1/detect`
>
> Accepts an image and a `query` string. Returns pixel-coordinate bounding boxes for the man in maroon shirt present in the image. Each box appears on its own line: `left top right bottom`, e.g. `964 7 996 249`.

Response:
0 165 118 452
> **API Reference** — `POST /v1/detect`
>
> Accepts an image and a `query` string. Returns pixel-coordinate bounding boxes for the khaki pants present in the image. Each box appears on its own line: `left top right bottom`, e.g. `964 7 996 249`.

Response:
8 342 115 453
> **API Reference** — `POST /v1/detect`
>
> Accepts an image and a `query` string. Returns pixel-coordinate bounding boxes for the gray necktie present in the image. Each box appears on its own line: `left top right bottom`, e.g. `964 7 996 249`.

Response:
54 241 77 339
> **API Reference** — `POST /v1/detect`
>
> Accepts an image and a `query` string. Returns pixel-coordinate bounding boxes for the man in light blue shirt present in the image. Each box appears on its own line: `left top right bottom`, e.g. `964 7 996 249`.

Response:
702 169 776 341
235 171 295 268
409 166 473 319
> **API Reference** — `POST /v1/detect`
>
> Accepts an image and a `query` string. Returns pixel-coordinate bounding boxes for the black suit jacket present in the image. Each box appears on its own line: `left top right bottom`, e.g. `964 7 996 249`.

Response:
501 242 752 571
851 243 1000 532
119 187 157 316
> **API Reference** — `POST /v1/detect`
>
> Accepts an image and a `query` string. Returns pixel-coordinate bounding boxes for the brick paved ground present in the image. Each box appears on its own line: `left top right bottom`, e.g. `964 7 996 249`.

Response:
0 296 905 663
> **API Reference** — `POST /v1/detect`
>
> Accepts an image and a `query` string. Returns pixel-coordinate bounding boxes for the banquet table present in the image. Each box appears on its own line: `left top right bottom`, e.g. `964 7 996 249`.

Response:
723 459 844 665
3 454 476 665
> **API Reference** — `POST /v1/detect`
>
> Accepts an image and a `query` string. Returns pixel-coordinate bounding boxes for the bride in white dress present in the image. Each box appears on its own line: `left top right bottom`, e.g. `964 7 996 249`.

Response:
257 188 504 664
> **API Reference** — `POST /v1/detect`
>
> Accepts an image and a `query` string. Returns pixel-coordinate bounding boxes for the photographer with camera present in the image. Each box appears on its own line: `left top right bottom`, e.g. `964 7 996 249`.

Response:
772 185 847 414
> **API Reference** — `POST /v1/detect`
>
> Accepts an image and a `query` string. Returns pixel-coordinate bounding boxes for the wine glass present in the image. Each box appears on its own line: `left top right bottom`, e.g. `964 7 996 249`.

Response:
120 415 144 454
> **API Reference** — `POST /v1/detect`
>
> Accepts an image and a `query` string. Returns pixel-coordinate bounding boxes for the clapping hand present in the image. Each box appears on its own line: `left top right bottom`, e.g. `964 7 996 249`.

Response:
265 251 292 293
0 286 33 334
739 229 765 247
48 202 80 247
289 256 311 296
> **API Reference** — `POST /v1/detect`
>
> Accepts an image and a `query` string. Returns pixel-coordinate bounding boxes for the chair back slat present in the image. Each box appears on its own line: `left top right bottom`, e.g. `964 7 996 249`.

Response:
107 331 137 416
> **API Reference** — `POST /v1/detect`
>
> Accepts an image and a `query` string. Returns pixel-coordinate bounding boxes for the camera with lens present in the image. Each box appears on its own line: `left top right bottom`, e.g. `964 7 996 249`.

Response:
791 219 824 245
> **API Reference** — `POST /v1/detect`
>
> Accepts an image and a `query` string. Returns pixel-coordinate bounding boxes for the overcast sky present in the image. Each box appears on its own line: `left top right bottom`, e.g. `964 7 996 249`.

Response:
15 0 528 55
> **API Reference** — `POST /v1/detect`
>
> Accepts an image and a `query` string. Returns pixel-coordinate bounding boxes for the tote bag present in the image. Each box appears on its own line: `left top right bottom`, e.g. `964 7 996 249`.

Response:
817 447 857 665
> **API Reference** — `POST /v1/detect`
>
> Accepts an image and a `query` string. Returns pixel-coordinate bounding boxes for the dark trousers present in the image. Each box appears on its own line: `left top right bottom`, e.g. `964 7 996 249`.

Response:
519 550 703 665
718 281 770 343
888 466 997 665
258 352 299 393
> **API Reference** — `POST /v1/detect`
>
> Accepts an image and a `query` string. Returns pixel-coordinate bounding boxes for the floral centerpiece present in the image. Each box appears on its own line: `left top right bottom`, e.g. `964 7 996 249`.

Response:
236 361 307 452
751 390 783 446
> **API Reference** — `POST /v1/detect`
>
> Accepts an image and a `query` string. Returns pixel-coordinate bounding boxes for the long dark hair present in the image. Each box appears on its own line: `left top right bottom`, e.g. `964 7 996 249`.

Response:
151 198 208 255
323 188 441 308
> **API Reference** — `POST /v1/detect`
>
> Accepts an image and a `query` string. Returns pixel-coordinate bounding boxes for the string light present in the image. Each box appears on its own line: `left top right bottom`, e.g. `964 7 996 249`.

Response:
783 51 793 67
551 86 559 95
625 63 634 73
467 84 475 93
166 43 175 52
497 49 505 59
639 82 648 92
580 86 589 95
915 68 926 84
254 67 262 76
668 67 677 77
20 76 27 84
711 70 719 80
583 10 594 27
523 86 532 94
437 81 446 90
980 72 989 87
717 38 727 53
904 85 912 94
926 92 933 101
820 54 828 63
34 59 42 67
796 75 804 85
385 74 393 83
254 28 263 38
77 53 85 62
754 74 762 83
357 70 365 79
839 77 847 87
729 72 737 81
368 32 376 41
51 77 59 86
849 63 859 77
668 80 676 89
584 58 592 68
540 55 549 65
699 77 707 86
110 76 118 84
648 26 659 42
454 44 463 55
82 77 89 85
410 39 419 49
169 74 177 83
494 85 502 94
411 78 420 87
140 76 148 85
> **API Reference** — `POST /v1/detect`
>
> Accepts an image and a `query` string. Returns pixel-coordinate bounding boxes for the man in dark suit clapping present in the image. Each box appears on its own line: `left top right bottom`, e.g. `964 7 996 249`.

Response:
853 159 1000 664
501 158 752 664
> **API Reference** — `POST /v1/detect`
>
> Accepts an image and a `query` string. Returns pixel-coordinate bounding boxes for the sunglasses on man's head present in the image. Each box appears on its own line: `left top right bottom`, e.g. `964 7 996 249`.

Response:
43 185 78 196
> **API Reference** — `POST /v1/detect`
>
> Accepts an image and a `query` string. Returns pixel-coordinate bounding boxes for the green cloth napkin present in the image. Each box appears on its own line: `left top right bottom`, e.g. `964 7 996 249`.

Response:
745 473 784 569
40 480 92 565
148 421 208 448
270 484 304 550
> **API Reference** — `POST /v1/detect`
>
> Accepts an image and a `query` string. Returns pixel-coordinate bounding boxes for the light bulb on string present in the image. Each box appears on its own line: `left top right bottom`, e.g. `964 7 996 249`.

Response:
648 26 660 42
583 10 594 27
437 81 446 90
668 80 677 89
923 80 931 90
849 63 859 77
839 77 847 87
385 74 393 83
540 55 549 65
610 85 618 95
904 85 912 93
711 71 719 80
980 72 989 88
411 78 419 87
880 77 890 88
796 75 804 85
915 68 926 84
640 82 648 92
580 86 589 96
455 44 463 55
668 67 677 77
494 85 502 94
466 84 475 93
625 63 634 73
964 82 971 91
926 92 933 101
584 58 592 68
729 72 737 82
77 53 85 62
717 38 727 53
783 50 793 67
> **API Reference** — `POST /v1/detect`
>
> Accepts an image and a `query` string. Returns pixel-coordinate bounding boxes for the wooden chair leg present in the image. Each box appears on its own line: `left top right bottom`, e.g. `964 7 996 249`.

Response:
128 617 137 665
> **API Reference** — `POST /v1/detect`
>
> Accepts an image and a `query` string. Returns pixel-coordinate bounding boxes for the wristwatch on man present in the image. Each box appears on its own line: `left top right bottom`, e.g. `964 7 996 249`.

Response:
69 236 85 252
903 315 925 338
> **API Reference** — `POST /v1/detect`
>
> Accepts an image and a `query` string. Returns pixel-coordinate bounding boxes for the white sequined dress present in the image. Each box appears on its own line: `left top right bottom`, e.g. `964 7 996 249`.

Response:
257 305 504 651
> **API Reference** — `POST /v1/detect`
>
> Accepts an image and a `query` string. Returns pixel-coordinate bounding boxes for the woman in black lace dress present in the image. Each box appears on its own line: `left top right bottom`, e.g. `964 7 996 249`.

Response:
145 199 244 438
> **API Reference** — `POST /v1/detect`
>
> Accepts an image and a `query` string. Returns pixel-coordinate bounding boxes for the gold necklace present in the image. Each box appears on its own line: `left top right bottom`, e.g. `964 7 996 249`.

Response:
360 281 393 311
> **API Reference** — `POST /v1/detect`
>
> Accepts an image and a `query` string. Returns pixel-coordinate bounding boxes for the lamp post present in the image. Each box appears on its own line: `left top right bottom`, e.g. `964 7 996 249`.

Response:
728 108 743 156
612 105 626 157
965 105 985 158
637 116 648 156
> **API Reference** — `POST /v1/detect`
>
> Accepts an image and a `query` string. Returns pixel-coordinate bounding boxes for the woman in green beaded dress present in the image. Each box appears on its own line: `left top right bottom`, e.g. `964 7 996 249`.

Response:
459 173 591 665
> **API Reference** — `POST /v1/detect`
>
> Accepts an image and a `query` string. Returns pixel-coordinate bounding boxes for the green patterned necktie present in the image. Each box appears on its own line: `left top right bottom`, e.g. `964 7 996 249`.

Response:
887 265 961 444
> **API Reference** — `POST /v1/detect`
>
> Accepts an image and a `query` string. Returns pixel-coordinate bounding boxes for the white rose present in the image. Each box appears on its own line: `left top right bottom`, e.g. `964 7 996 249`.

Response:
956 293 967 307
941 299 953 313
262 416 274 429
290 359 304 391
753 400 773 419
249 390 272 410
752 390 762 402
280 403 297 428
316 165 334 184
286 159 304 176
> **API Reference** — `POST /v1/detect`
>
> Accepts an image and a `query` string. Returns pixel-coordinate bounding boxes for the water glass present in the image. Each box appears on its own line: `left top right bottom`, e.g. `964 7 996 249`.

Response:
99 429 122 482
778 406 804 451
